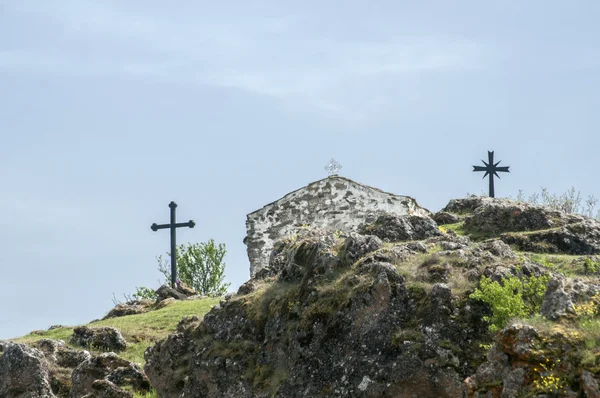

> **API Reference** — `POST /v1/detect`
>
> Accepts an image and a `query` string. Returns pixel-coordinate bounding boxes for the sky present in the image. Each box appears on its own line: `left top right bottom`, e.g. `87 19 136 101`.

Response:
1 1 599 339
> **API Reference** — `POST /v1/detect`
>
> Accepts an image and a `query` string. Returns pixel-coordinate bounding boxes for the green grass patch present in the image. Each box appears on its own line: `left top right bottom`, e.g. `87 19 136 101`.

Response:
441 221 501 241
523 252 600 277
440 222 466 236
10 297 221 366
133 389 159 398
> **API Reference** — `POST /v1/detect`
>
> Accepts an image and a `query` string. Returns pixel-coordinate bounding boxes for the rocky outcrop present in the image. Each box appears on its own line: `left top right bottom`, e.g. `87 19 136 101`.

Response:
32 338 91 369
432 211 460 225
155 284 189 301
71 326 127 352
501 219 600 255
441 197 600 255
103 300 153 320
359 213 442 242
143 197 600 396
463 199 581 234
145 227 499 397
465 323 600 397
71 353 150 398
0 341 56 398
82 379 133 398
0 337 148 398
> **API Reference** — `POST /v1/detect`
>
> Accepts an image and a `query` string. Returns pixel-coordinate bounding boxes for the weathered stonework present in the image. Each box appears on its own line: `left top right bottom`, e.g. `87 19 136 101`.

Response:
244 176 430 276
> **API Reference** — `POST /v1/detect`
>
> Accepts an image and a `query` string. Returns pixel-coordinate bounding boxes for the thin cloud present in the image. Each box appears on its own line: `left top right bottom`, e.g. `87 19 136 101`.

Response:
2 2 488 121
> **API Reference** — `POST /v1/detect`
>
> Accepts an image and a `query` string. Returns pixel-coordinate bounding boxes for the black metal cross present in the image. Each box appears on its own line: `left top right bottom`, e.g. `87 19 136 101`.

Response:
151 201 195 288
473 151 510 198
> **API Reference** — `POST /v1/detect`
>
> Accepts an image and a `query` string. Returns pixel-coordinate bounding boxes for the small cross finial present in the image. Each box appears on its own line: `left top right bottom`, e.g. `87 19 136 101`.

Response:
325 158 342 176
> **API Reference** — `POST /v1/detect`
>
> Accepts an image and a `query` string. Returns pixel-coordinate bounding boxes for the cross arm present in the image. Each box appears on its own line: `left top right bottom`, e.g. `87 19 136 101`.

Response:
473 166 487 172
151 220 196 231
495 166 510 172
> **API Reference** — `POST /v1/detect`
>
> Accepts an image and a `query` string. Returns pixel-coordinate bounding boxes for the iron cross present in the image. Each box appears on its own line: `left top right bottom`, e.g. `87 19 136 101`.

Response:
151 201 195 288
473 151 510 198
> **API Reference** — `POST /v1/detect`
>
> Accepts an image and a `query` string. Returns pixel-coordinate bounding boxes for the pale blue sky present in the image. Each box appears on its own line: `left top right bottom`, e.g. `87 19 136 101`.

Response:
1 1 599 339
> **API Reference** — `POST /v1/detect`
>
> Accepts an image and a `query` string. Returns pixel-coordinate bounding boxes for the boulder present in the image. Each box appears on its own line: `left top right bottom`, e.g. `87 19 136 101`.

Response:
82 380 133 398
103 300 153 320
49 325 67 330
540 277 575 320
465 324 538 396
0 341 56 398
154 297 176 309
33 338 66 362
581 370 600 398
441 196 495 215
176 281 197 296
359 213 442 242
342 232 383 265
71 326 127 352
155 285 188 301
432 211 460 225
71 353 150 398
57 347 92 368
266 229 342 282
477 240 517 259
463 200 582 235
32 338 91 369
237 280 259 295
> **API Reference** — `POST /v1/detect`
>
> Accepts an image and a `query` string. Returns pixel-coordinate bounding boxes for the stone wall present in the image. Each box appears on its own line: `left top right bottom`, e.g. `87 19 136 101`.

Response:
244 176 430 276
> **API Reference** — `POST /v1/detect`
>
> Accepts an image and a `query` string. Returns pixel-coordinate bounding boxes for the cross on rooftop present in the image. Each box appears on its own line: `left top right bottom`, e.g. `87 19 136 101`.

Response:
473 151 510 198
325 158 342 176
151 201 195 288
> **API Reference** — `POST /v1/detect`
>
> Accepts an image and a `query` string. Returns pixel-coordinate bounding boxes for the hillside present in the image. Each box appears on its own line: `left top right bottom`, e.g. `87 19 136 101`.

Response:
144 197 600 397
2 296 221 397
3 196 600 397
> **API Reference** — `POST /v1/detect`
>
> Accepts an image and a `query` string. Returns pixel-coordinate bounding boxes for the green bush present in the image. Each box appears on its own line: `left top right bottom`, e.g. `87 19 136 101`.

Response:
470 276 527 332
158 240 231 296
132 286 158 301
584 258 600 274
522 274 550 314
470 273 549 332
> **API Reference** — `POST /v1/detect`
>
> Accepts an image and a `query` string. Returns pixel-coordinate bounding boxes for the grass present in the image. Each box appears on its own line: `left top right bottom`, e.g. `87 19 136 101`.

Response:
439 221 499 241
440 222 466 236
10 297 221 366
392 250 476 296
523 252 599 277
134 389 159 398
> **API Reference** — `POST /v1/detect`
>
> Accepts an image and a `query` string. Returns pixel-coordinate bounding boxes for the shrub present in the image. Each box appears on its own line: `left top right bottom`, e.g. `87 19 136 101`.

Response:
470 273 549 332
470 276 527 332
158 240 231 296
132 286 158 301
584 258 600 275
514 187 600 219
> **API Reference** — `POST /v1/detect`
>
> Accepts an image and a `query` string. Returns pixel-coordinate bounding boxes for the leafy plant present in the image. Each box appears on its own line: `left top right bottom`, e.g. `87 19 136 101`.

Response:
132 286 157 301
522 274 550 314
584 258 600 274
470 273 549 332
158 240 231 296
470 276 527 332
